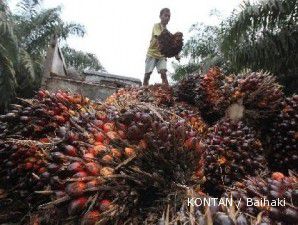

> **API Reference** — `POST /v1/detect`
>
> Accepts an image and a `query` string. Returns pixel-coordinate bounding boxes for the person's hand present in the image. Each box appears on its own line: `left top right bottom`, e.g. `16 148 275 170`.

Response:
175 54 181 61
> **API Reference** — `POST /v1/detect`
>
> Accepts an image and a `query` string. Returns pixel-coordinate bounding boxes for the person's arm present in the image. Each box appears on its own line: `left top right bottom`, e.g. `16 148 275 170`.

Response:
152 24 162 38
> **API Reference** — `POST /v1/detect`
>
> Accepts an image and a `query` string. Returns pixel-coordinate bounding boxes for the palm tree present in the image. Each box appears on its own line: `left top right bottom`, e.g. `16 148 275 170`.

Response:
12 0 85 96
221 0 298 94
0 1 19 111
61 46 104 72
0 0 86 111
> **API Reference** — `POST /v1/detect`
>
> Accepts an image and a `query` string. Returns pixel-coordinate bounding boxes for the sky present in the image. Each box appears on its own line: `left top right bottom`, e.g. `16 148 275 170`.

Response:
10 0 244 84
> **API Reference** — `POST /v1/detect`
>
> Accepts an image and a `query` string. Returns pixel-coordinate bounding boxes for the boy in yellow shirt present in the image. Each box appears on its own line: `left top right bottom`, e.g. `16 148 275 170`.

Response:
144 8 179 86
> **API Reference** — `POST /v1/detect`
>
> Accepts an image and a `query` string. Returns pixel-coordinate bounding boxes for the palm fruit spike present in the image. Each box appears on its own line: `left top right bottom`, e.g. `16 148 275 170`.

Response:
105 84 174 109
224 172 298 225
173 73 201 105
203 119 267 196
194 67 232 124
267 95 298 173
174 67 233 124
232 71 284 124
157 29 183 58
168 101 208 135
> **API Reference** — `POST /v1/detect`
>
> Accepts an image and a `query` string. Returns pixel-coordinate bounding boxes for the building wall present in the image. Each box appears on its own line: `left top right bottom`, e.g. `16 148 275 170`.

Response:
45 76 116 101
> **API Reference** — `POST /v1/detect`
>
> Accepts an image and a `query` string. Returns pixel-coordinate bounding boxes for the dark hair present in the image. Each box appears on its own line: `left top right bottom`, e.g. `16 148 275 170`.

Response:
160 8 170 16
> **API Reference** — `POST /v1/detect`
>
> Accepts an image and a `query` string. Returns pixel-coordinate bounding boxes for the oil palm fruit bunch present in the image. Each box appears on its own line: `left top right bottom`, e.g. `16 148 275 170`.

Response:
105 84 174 108
0 90 131 224
97 113 205 224
173 73 201 105
0 89 93 139
224 172 298 225
266 95 298 173
157 29 183 58
231 71 284 124
168 101 208 135
175 67 233 124
194 67 233 124
203 119 267 197
137 84 174 106
0 90 205 224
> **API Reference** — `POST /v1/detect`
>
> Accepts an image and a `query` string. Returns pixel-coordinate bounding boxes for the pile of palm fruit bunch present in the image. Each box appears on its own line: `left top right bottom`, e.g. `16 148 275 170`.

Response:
105 84 208 135
223 172 298 225
0 89 207 224
0 65 297 224
105 84 174 107
174 67 297 195
0 90 124 223
157 29 183 58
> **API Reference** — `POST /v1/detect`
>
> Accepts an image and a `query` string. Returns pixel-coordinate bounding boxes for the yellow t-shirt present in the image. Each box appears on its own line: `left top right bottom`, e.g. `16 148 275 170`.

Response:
147 23 165 59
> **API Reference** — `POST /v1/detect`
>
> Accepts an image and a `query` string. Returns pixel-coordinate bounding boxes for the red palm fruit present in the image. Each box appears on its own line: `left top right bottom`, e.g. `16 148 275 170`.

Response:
86 179 100 189
56 93 66 102
100 167 114 177
118 130 126 139
111 148 122 158
93 120 103 128
51 152 67 162
64 145 78 157
67 131 79 142
39 137 50 143
38 167 46 174
184 137 198 149
73 171 88 178
66 182 86 197
57 102 68 111
94 132 104 143
86 162 100 176
103 123 114 133
91 144 107 156
67 162 84 173
127 125 141 140
82 210 100 225
47 163 59 173
96 113 107 122
47 110 55 116
102 154 113 163
83 153 95 161
54 115 66 123
68 197 88 216
25 162 33 170
138 139 147 149
124 147 136 157
106 131 118 140
99 199 111 211
38 90 46 98
271 172 285 181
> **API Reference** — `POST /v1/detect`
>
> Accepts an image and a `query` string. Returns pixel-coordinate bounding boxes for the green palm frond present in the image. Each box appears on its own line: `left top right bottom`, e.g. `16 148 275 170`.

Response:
18 48 35 80
61 46 103 72
222 0 297 51
0 45 17 111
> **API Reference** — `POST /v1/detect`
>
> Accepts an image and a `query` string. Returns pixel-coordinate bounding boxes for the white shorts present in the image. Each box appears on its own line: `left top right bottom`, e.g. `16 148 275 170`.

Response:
145 56 167 74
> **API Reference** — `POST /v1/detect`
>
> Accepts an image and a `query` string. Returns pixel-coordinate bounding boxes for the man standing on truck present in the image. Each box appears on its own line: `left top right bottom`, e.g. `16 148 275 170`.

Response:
143 8 179 86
